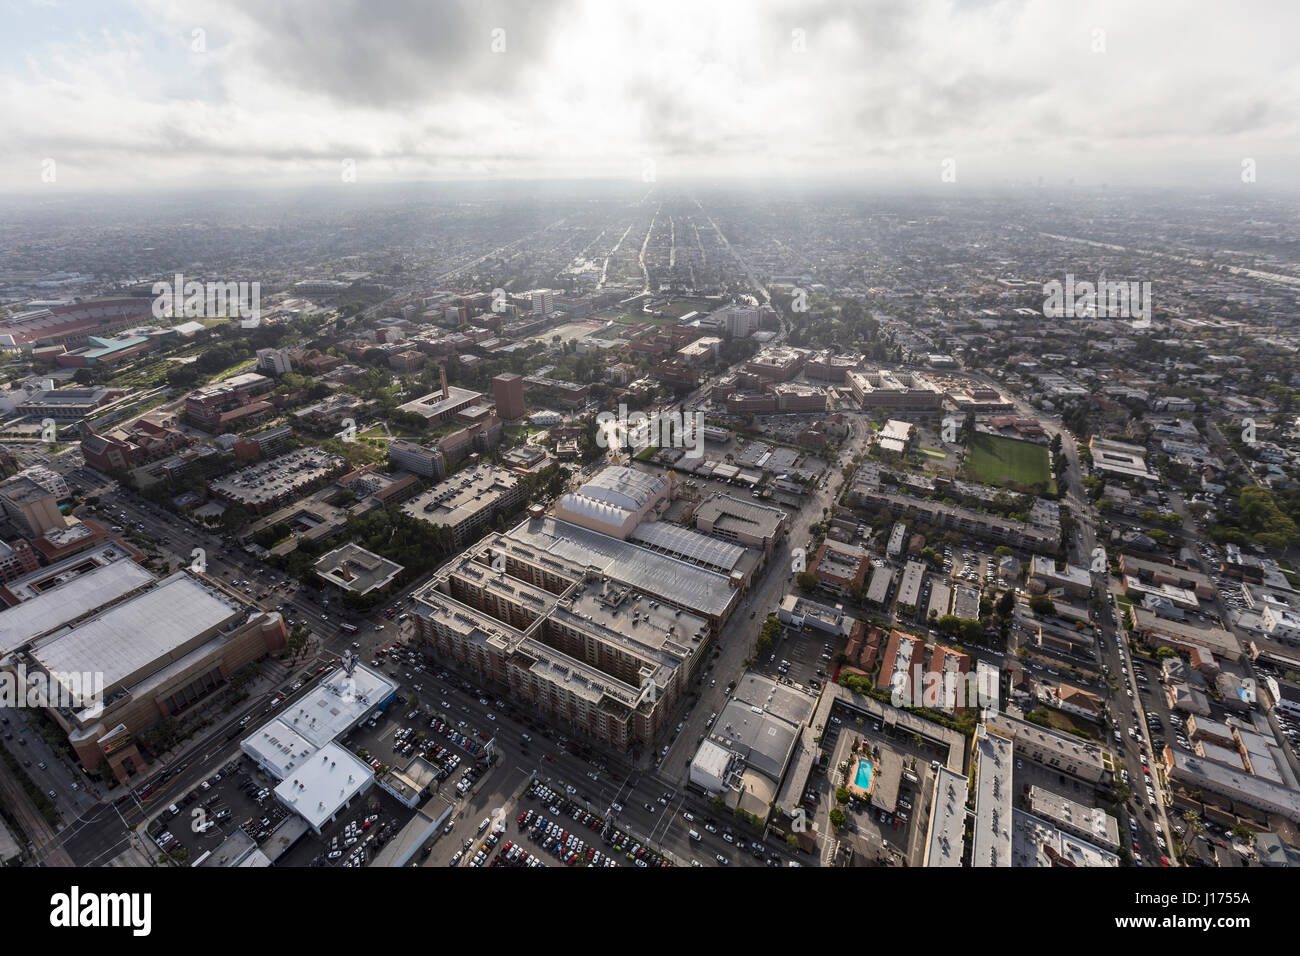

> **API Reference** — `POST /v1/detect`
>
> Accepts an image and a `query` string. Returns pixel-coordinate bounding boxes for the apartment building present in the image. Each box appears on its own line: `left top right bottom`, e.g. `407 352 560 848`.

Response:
402 464 525 546
411 535 712 750
388 439 446 479
184 372 275 432
847 369 944 410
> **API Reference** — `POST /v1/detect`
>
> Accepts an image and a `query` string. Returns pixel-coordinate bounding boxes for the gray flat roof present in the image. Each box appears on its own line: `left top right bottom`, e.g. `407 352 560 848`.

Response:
897 561 927 607
971 724 1013 867
693 493 787 539
31 572 241 692
1170 746 1300 818
314 544 403 594
0 558 154 655
1012 809 1119 867
710 677 809 782
925 767 969 867
1027 785 1120 848
272 665 398 750
274 742 373 832
867 566 894 604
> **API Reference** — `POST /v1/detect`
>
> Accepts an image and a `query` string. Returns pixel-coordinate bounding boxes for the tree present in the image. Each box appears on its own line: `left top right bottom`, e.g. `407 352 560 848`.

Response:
959 619 984 644
835 786 850 804
996 590 1016 617
796 571 818 592
828 808 846 831
220 502 250 534
1028 594 1055 616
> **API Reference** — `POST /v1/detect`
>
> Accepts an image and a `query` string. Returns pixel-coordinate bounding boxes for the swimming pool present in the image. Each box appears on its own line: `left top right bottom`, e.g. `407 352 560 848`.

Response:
854 759 873 790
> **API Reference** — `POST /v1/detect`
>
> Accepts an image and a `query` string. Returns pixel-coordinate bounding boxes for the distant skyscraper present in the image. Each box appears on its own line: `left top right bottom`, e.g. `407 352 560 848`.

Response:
493 372 526 421
531 290 554 317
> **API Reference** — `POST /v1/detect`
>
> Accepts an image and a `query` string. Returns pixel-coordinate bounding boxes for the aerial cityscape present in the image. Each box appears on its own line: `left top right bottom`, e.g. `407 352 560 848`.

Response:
1 0 1296 929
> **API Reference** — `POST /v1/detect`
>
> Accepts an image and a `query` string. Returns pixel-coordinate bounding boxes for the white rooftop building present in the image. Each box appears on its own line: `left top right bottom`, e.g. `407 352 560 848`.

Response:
274 742 375 833
241 663 398 833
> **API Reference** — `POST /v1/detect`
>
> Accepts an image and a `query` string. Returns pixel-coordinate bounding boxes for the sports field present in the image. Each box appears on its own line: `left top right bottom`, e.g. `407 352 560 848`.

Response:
966 433 1055 493
525 319 606 344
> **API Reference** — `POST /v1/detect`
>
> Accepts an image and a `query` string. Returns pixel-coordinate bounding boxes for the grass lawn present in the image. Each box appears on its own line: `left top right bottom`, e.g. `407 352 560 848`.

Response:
966 432 1056 493
610 312 678 326
1034 707 1099 740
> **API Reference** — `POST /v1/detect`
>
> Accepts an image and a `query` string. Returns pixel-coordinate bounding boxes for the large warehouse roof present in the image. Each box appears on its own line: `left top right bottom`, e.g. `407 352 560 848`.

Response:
0 559 154 656
276 665 398 750
30 572 241 691
579 466 667 512
274 742 374 832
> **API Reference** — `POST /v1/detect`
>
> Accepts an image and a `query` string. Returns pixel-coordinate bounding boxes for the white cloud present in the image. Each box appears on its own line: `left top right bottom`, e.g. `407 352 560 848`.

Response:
2 0 1297 192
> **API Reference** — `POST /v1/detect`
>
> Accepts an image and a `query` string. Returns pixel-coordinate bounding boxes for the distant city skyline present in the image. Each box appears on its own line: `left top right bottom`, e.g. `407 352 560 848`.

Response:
3 0 1299 194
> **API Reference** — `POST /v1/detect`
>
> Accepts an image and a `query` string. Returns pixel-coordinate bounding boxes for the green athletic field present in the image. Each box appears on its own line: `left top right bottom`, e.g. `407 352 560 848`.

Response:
966 433 1055 493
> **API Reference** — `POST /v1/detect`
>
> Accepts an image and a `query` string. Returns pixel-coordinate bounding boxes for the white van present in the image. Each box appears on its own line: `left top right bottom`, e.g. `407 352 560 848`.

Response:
688 829 702 842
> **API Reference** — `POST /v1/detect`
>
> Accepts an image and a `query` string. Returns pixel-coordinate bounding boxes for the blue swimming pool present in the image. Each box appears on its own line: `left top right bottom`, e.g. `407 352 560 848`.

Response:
854 759 873 790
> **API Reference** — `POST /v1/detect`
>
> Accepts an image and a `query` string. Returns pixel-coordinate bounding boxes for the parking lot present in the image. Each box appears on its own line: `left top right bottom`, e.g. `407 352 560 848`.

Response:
147 756 298 862
281 787 414 867
761 625 837 693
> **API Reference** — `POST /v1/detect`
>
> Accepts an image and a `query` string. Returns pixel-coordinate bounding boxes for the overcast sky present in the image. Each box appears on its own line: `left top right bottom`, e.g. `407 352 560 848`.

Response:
3 0 1298 194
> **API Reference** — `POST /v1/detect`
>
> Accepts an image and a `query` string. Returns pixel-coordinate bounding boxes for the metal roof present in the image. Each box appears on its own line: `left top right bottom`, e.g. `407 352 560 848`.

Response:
509 516 737 619
629 521 745 572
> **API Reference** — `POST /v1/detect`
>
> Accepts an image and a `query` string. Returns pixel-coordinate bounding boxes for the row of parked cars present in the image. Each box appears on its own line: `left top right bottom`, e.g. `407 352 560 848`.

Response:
519 808 613 866
526 782 641 866
493 840 547 867
326 814 384 867
1276 712 1300 753
458 824 504 867
423 714 489 795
